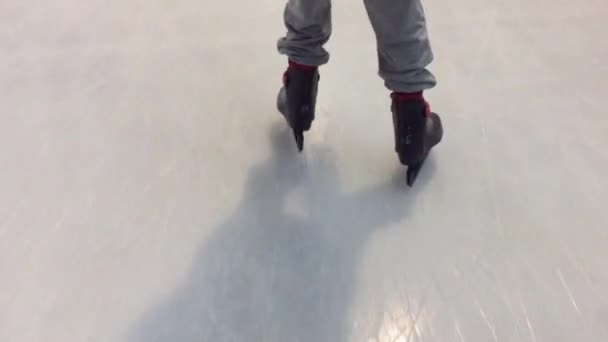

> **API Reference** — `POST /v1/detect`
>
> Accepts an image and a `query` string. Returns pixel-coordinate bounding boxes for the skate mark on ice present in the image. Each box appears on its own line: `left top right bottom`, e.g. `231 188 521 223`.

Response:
556 267 581 316
478 304 498 342
518 293 538 342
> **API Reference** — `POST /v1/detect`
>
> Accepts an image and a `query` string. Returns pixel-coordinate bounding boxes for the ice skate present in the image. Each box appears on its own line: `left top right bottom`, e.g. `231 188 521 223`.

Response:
277 60 319 151
391 92 443 186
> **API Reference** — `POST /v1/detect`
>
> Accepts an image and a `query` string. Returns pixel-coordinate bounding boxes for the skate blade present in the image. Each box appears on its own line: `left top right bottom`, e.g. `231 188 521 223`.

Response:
406 159 427 187
293 130 304 152
406 165 421 187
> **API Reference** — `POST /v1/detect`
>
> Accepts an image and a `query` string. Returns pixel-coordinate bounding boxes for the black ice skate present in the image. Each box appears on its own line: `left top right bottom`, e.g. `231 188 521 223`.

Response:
391 92 443 186
277 61 319 151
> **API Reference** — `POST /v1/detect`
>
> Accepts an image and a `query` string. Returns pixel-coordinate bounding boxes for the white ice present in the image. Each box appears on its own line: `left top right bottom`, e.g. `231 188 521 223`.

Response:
2 0 608 341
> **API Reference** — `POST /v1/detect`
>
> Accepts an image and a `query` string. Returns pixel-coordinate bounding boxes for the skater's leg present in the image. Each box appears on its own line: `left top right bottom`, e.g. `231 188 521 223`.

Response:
364 0 442 185
363 0 436 92
277 0 328 150
278 0 332 66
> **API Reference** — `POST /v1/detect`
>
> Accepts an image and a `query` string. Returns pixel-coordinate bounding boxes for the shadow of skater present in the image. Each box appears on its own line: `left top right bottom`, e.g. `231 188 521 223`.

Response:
128 124 436 342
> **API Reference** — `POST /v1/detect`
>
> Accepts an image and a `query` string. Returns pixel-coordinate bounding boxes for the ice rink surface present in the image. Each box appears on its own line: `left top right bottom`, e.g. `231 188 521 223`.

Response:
2 0 608 341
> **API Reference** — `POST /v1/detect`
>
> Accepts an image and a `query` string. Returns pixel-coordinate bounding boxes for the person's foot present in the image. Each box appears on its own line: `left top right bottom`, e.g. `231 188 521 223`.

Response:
391 92 443 186
277 60 320 151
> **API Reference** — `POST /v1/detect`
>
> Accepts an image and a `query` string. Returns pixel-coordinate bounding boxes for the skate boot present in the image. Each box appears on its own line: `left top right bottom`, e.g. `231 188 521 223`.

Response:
277 60 320 151
391 92 443 186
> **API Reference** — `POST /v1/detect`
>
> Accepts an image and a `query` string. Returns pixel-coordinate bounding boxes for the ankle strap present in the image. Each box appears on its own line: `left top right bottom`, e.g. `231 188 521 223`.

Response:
392 91 424 102
288 60 318 72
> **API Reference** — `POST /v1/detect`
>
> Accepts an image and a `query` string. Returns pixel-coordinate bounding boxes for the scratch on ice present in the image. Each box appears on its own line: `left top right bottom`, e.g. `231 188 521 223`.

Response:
556 268 581 316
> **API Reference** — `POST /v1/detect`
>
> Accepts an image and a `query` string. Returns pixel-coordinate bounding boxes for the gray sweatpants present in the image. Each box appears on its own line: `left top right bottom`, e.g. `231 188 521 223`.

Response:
277 0 436 92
